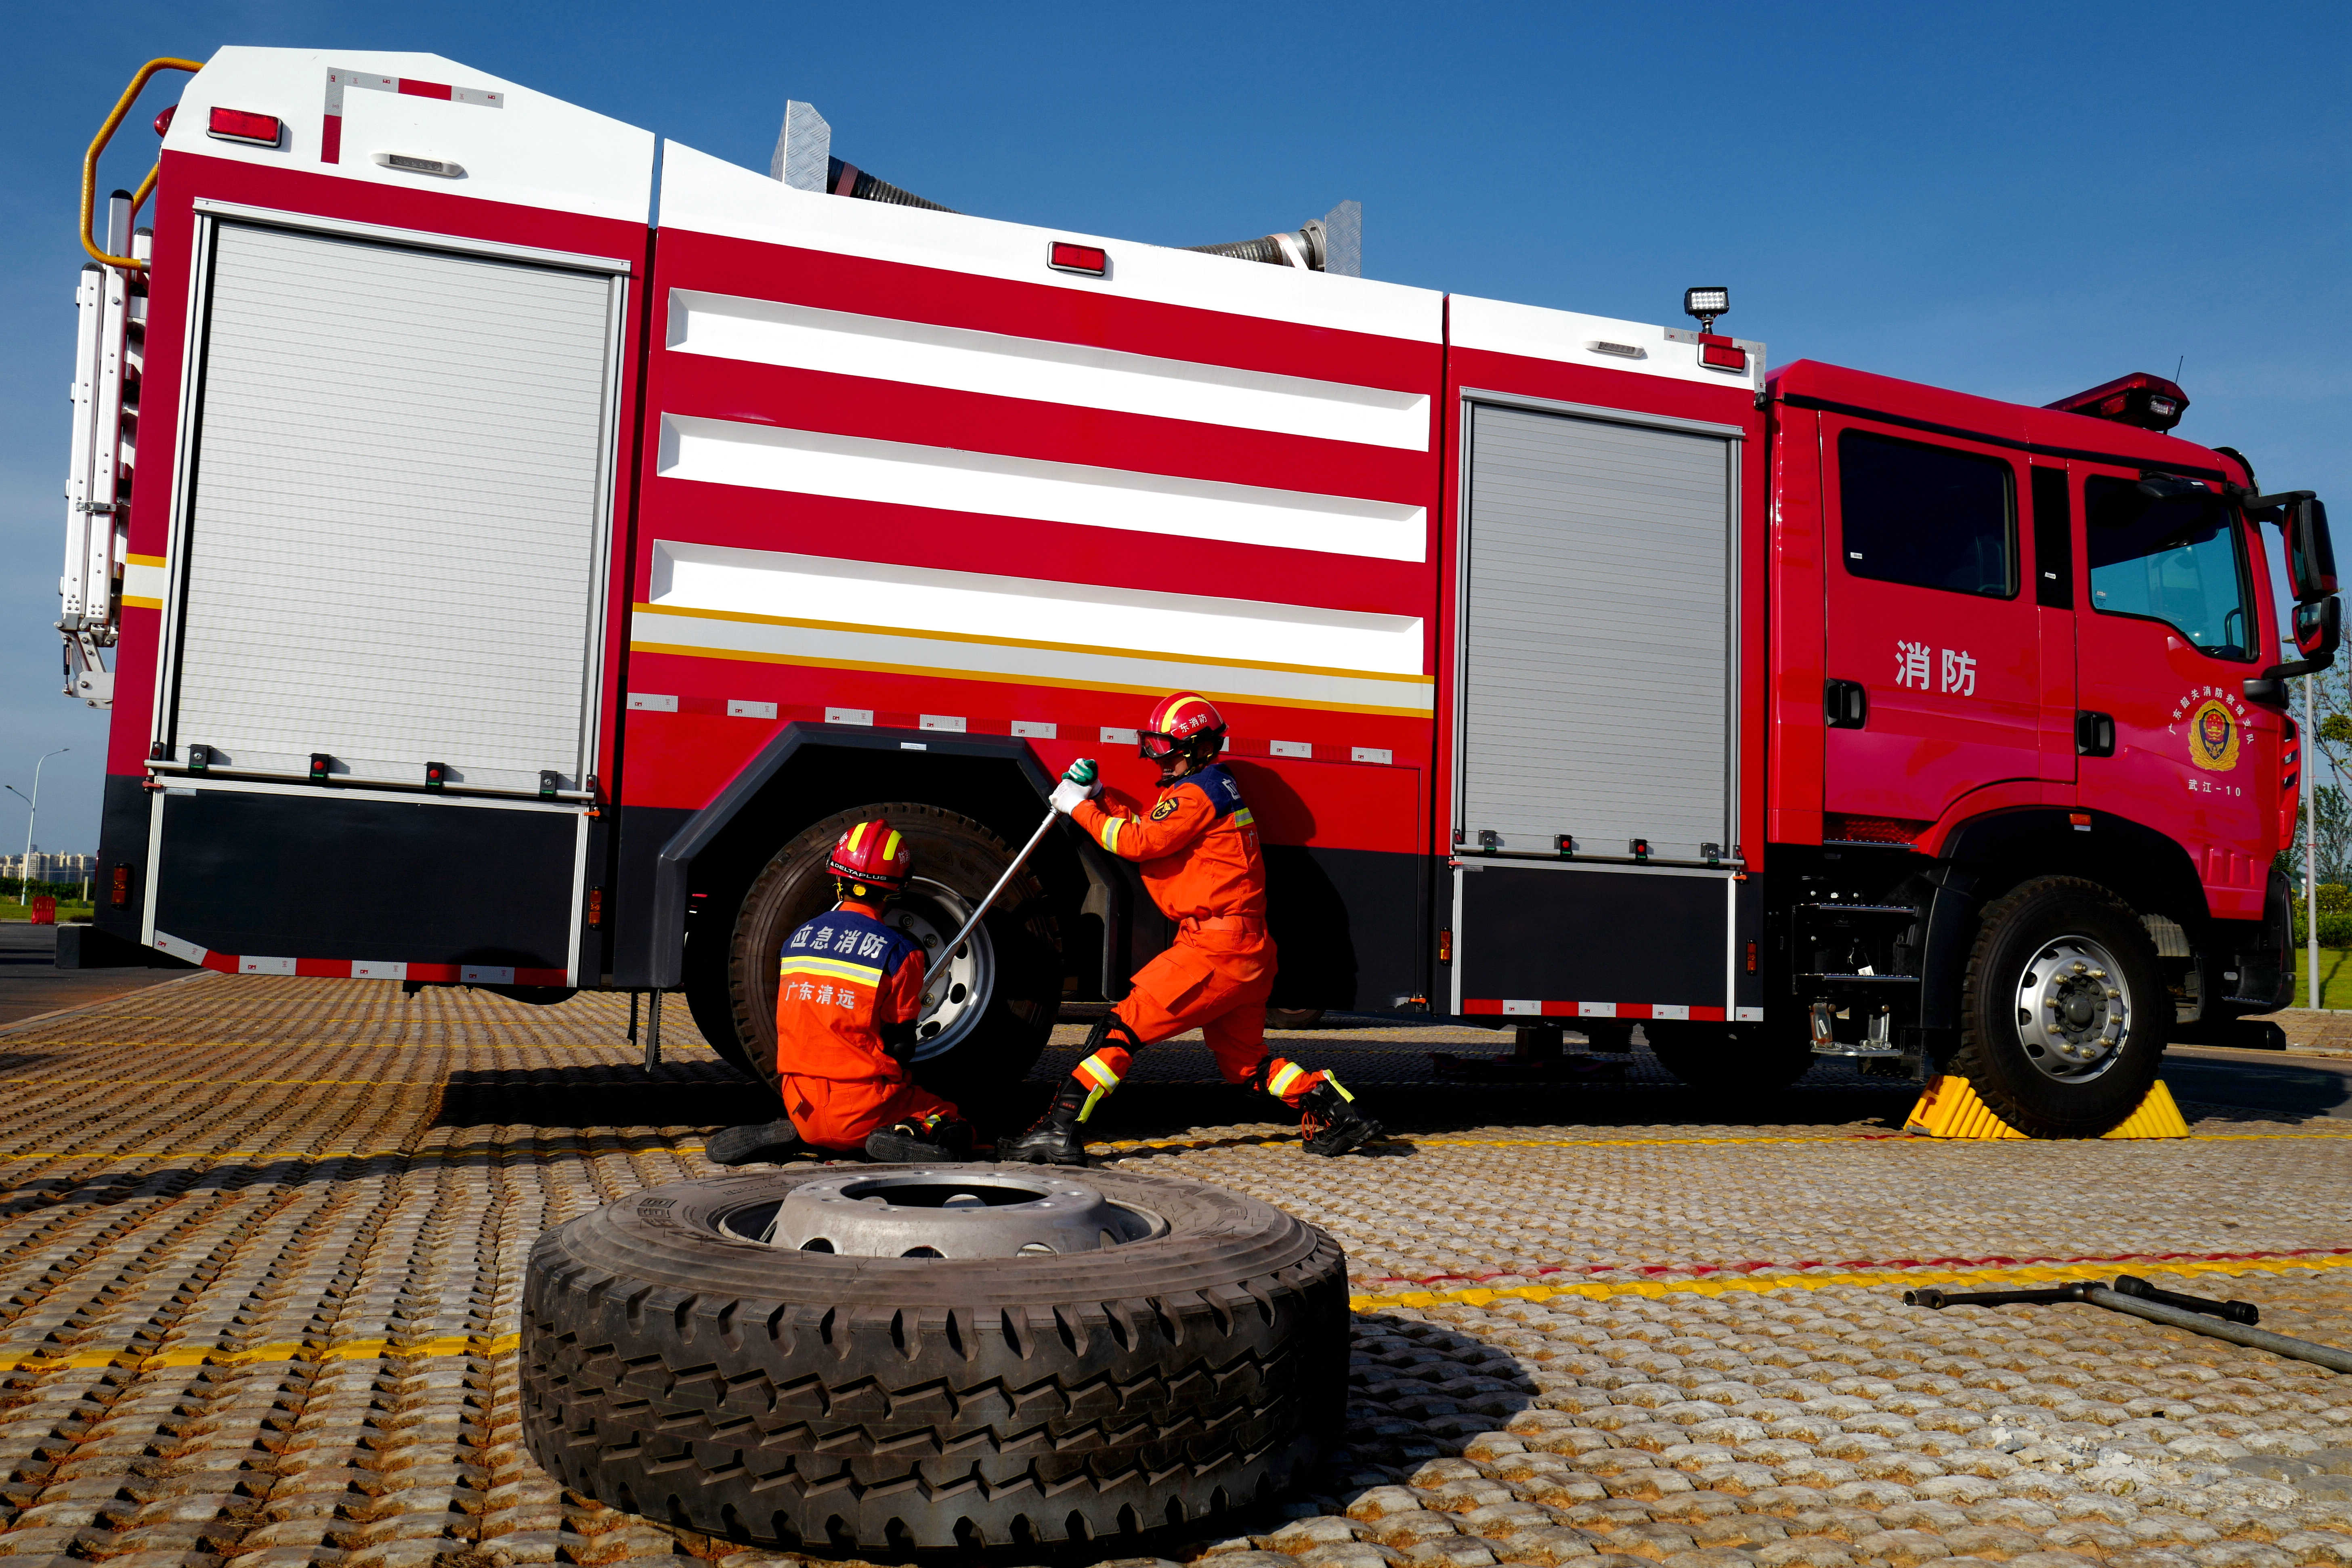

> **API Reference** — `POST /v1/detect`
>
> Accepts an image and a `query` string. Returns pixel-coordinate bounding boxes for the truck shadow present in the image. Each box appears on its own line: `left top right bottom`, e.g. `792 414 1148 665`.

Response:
1068 1077 1925 1146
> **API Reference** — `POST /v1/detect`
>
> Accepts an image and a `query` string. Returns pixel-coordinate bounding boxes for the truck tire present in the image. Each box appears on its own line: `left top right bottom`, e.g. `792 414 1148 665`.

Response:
711 804 1060 1120
1642 1019 1815 1092
519 1167 1347 1552
1953 875 2167 1136
1265 1007 1326 1030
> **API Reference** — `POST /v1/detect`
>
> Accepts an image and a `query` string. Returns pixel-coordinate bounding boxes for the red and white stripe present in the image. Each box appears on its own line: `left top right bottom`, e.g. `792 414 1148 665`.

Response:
1463 1000 1766 1022
321 66 502 165
152 931 564 986
623 145 1443 849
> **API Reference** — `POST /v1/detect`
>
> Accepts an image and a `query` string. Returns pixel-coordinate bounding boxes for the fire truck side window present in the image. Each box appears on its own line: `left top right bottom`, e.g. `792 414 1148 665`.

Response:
2030 467 2073 608
2084 476 2255 660
1838 430 2015 597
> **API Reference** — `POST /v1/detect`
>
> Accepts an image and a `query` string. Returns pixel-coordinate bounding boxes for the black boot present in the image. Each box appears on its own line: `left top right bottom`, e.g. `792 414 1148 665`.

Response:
996 1077 1092 1166
865 1112 976 1163
1298 1075 1384 1156
705 1118 801 1166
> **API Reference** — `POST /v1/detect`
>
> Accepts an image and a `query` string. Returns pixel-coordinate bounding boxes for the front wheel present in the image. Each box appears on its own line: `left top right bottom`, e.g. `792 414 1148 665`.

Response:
1953 876 2165 1136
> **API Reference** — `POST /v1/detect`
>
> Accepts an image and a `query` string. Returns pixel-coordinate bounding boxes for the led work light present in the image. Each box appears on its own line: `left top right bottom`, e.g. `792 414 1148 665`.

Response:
1683 287 1730 333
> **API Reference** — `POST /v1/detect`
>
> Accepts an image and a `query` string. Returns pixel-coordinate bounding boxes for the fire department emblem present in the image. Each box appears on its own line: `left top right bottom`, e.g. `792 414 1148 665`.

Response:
1150 798 1179 821
2187 698 2241 772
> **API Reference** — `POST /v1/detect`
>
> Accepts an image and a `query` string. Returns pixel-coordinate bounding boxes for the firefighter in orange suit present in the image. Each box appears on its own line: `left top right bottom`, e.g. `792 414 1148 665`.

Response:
999 692 1385 1165
706 819 973 1166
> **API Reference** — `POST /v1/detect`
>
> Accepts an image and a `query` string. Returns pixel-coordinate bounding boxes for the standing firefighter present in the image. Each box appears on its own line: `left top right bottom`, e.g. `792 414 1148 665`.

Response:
999 693 1385 1164
706 819 974 1166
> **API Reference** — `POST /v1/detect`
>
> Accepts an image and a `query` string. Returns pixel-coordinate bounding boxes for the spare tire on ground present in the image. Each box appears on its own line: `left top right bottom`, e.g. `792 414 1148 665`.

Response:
520 1165 1347 1554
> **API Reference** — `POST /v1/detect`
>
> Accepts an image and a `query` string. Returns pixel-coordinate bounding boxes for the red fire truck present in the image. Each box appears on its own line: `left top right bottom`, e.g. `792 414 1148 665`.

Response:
60 48 2338 1134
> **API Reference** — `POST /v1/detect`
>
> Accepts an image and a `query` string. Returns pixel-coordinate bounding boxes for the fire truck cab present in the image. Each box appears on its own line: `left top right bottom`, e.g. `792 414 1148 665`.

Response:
58 47 2338 1135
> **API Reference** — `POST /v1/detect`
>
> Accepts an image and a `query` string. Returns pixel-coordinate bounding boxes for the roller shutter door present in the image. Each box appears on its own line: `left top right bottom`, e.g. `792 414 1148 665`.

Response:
1458 403 1735 861
170 221 619 790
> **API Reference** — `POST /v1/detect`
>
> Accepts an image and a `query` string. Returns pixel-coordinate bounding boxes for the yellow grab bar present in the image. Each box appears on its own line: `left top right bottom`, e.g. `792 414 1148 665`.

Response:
82 57 205 270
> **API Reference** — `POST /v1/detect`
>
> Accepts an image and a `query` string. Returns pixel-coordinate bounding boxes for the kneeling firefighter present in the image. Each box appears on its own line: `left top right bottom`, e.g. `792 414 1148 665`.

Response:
999 692 1385 1164
706 819 974 1166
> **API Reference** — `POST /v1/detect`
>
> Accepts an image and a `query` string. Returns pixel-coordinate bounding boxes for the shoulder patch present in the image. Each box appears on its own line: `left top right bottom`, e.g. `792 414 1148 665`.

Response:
1150 797 1179 821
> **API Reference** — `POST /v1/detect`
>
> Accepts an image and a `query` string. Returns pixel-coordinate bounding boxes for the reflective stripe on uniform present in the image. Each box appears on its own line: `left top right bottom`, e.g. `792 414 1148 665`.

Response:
1232 807 1255 827
1074 1052 1124 1122
780 955 885 985
1099 818 1123 853
1266 1060 1310 1099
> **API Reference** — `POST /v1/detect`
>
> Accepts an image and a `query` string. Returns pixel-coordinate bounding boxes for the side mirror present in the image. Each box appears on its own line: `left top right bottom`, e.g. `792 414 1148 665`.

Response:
2295 594 2340 661
2289 496 2337 602
2256 594 2342 693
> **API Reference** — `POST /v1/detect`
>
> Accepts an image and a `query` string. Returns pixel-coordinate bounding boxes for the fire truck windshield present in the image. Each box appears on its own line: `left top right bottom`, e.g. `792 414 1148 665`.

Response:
2085 475 2255 659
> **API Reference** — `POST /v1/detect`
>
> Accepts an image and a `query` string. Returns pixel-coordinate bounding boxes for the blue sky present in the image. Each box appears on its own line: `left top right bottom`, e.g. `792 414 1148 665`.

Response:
3 0 2346 852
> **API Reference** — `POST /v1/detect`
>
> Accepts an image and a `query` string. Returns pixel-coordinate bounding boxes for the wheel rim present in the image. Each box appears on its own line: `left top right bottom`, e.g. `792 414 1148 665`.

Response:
2013 934 2132 1081
885 876 997 1063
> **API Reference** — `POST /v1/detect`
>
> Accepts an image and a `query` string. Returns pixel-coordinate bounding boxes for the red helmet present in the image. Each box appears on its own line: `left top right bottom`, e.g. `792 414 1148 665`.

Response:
825 818 913 895
1140 692 1227 779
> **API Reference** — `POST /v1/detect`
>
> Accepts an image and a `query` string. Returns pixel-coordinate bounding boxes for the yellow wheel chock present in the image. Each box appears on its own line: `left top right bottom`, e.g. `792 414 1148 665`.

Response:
1903 1075 2190 1140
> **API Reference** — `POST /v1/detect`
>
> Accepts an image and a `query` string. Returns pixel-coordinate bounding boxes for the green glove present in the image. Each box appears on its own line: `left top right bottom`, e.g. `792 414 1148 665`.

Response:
1064 758 1098 786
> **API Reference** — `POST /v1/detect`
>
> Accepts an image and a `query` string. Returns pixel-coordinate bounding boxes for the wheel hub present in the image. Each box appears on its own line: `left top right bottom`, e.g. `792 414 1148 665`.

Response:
885 878 995 1062
2013 935 2131 1081
722 1170 1167 1258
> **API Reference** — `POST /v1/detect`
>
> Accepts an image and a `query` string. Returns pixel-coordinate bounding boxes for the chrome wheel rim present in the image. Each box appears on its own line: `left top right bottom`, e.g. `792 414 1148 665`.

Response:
886 877 996 1062
2013 934 2131 1081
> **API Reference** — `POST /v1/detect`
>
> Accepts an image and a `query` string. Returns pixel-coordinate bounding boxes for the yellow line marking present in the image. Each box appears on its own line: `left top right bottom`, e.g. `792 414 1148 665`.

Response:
1101 1128 2352 1155
2 1079 450 1088
125 553 167 568
1349 1251 2352 1312
119 595 162 610
630 602 1434 685
627 641 1435 719
0 1142 709 1164
0 1331 520 1374
14 1251 2345 1370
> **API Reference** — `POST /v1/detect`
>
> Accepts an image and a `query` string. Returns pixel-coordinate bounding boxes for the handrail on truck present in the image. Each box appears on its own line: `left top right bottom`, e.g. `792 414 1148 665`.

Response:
81 58 204 270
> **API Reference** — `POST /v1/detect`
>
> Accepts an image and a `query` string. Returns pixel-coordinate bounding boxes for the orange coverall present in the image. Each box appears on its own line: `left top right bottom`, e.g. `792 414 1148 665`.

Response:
772 897 957 1152
1070 763 1321 1101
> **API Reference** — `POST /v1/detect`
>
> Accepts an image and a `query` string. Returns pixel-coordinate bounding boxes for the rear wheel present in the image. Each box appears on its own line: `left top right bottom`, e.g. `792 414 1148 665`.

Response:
701 804 1061 1125
1953 876 2165 1136
1643 1019 1815 1092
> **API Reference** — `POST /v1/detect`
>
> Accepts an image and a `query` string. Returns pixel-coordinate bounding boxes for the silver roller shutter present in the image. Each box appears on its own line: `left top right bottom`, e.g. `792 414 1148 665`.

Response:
1457 403 1735 861
170 221 620 790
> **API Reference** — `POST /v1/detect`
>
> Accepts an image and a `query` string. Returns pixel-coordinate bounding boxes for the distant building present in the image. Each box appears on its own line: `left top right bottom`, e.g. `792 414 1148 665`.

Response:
1 853 96 885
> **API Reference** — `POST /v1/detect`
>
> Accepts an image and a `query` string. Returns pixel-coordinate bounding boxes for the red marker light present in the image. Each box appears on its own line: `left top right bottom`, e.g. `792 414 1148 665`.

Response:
1698 333 1748 371
587 888 604 928
154 105 177 137
110 866 130 910
207 107 282 147
1048 241 1108 277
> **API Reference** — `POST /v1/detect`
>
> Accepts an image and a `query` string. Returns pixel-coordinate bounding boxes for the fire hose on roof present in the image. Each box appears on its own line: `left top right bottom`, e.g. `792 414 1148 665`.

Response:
772 100 1361 275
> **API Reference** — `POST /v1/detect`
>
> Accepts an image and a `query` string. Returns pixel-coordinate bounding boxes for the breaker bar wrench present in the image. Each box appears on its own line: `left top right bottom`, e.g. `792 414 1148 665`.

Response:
918 807 1062 1012
1905 1277 2352 1375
